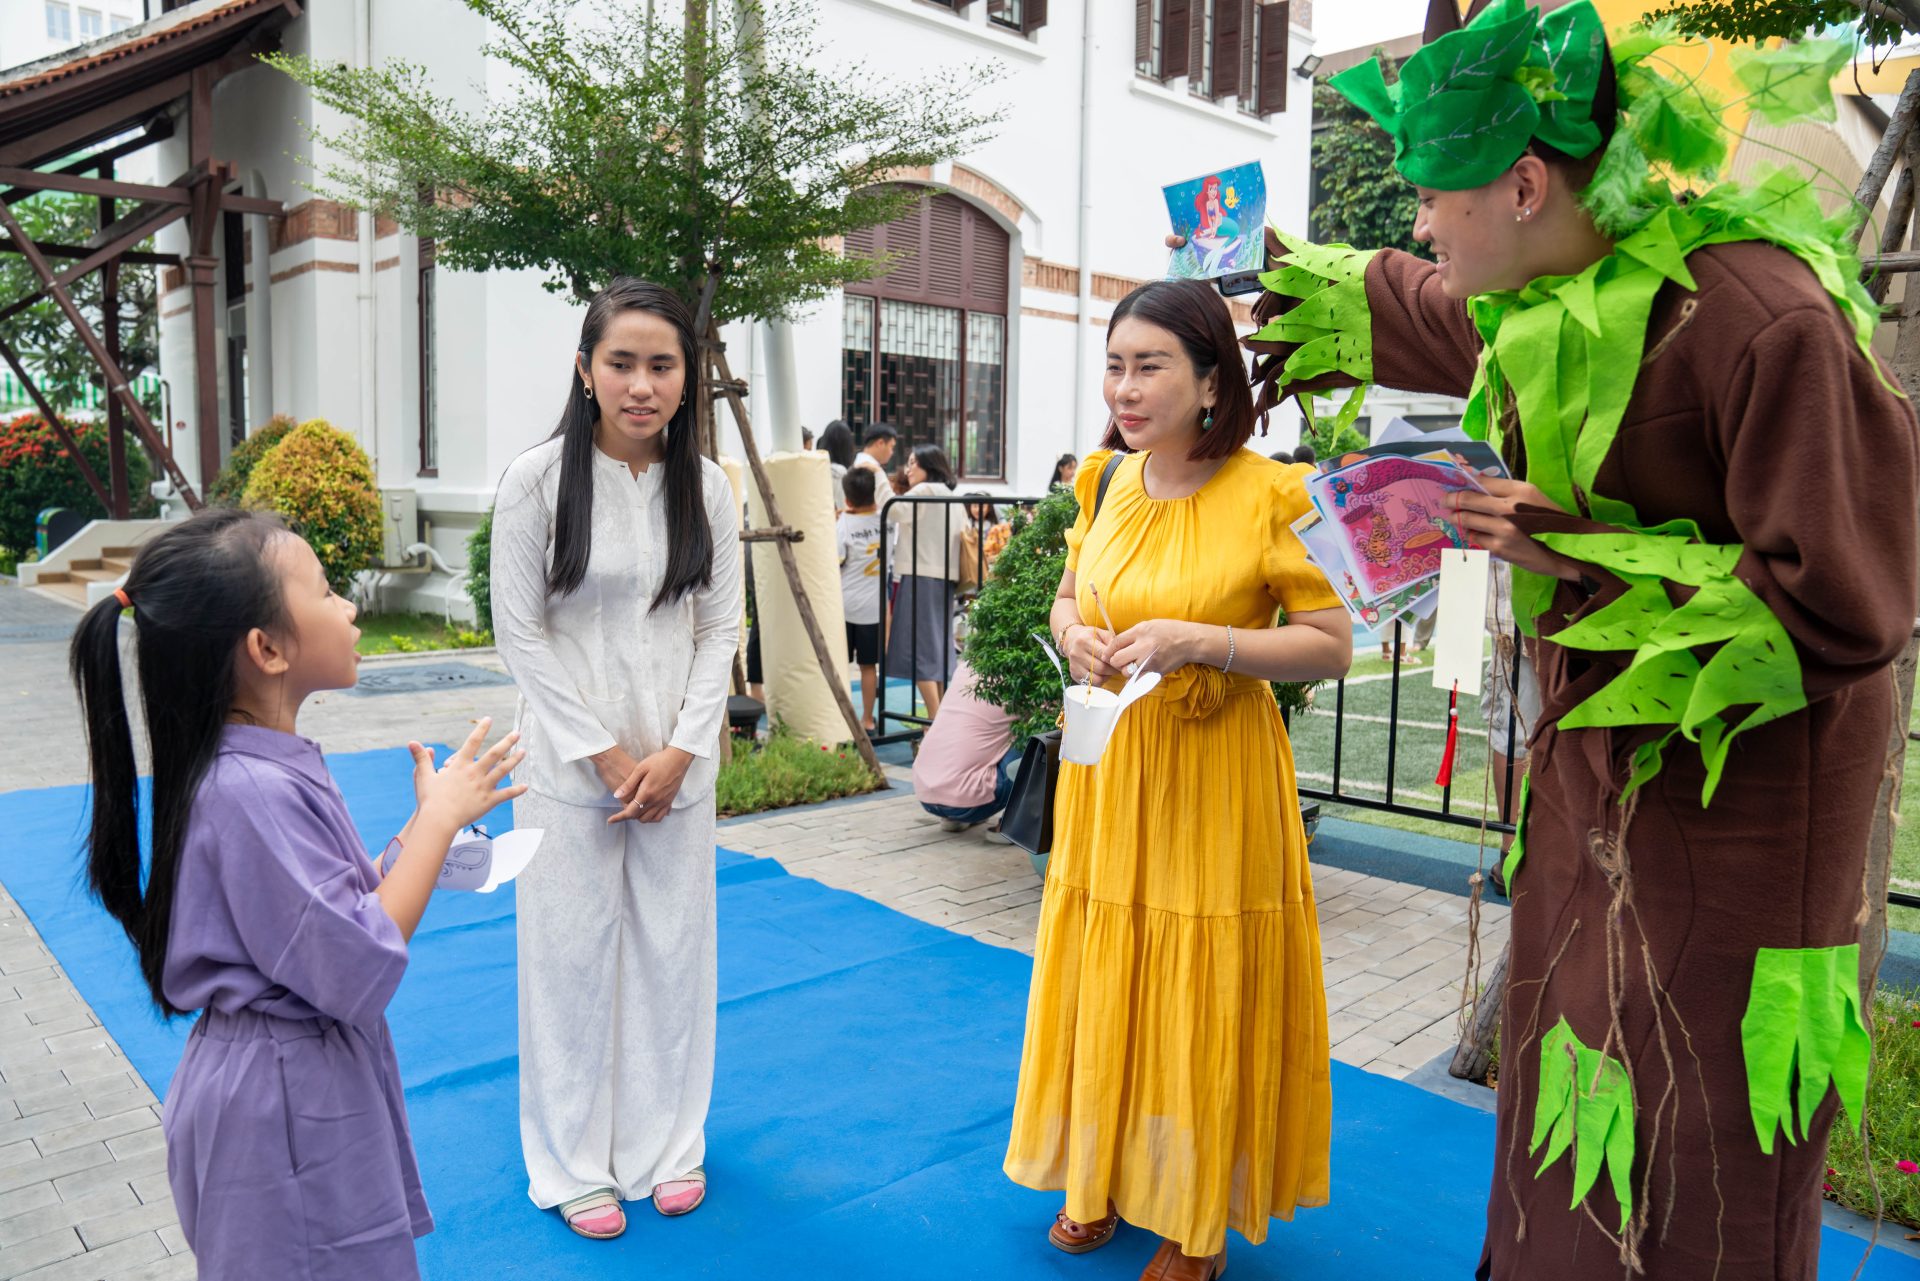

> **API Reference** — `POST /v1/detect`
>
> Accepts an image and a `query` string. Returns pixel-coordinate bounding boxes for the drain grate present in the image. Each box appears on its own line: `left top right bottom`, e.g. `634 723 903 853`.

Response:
349 662 515 696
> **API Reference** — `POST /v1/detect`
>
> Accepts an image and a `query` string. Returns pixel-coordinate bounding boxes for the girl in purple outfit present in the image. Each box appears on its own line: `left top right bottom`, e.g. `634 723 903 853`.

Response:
68 508 526 1280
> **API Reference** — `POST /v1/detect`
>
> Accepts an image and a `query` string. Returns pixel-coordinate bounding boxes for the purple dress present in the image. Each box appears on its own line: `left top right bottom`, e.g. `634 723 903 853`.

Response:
161 724 430 1280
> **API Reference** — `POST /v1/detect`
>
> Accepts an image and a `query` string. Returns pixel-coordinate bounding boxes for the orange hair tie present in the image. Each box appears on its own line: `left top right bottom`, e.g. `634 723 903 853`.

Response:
112 587 131 609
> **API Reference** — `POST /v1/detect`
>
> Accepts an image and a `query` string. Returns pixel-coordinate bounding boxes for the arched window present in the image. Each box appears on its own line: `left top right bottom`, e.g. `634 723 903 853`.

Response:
841 190 1009 481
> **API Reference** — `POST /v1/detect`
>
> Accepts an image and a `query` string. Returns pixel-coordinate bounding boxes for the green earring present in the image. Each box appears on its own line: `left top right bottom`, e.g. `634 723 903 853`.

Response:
1201 408 1213 432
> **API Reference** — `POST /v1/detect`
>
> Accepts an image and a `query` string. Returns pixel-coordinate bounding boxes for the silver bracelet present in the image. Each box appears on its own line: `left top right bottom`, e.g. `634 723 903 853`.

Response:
1222 624 1235 674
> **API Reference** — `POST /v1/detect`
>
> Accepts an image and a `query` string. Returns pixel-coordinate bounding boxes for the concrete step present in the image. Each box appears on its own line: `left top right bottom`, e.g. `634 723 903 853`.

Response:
100 557 130 574
71 566 125 584
100 546 137 559
30 578 88 607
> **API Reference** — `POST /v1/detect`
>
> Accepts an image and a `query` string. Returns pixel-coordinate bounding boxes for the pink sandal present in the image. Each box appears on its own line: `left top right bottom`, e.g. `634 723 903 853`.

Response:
652 1166 707 1217
559 1188 625 1239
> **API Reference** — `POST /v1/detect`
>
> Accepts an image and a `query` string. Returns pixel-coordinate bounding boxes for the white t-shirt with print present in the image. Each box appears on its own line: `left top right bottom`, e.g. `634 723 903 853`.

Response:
837 510 885 625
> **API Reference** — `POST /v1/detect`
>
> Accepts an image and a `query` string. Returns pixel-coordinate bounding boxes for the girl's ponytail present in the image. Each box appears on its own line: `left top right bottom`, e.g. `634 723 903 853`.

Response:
68 509 292 1015
70 596 141 937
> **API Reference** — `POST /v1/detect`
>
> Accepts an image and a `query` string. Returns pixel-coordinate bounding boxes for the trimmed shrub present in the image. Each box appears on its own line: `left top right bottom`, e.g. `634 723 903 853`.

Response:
466 507 494 633
242 418 384 593
0 411 154 555
206 413 297 507
962 481 1319 741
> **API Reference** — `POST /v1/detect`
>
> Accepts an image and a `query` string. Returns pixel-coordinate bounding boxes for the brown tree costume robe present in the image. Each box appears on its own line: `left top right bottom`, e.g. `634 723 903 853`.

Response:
1250 239 1920 1278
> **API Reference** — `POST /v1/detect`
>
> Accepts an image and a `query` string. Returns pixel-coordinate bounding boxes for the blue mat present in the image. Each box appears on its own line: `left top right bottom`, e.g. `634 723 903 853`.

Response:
2 747 1911 1280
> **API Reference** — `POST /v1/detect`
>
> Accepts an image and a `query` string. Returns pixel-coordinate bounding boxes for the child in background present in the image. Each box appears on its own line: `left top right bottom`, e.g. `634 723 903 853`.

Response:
838 464 885 731
67 509 526 1281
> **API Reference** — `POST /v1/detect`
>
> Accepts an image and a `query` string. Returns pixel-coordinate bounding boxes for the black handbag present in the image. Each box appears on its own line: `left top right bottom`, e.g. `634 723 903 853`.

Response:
998 453 1124 859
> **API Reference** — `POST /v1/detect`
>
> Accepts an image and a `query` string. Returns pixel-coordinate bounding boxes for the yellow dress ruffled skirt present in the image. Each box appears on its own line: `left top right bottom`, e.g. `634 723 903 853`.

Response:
1003 448 1340 1257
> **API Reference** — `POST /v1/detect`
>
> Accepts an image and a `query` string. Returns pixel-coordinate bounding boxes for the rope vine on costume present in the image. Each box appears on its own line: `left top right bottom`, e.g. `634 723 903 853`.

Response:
1250 0 1890 1242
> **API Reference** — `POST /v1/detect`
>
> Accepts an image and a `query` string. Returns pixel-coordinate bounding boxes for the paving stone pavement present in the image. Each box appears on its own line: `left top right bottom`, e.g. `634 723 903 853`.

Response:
0 582 1505 1279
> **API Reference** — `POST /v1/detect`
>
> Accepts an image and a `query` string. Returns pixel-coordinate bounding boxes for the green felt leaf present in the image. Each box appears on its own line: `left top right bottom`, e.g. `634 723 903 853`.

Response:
1328 382 1369 435
1558 646 1701 731
1529 1017 1636 1233
1641 573 1771 655
1534 532 1739 585
1622 728 1678 803
1501 772 1531 889
1741 945 1872 1155
1732 38 1850 126
1628 65 1728 177
1509 566 1558 640
1398 83 1542 190
1550 577 1671 652
1328 58 1399 135
1532 1 1607 160
1686 625 1806 805
1531 1017 1580 1169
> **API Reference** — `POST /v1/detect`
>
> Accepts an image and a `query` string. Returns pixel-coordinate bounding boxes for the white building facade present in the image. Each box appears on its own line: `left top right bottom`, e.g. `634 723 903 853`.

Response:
143 0 1318 618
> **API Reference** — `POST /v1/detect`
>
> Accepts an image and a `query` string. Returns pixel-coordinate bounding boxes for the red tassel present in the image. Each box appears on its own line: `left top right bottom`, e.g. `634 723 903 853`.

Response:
1435 681 1461 788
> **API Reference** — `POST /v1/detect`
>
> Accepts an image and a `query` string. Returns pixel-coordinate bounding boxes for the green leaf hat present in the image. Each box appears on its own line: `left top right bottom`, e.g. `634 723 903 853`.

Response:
1329 0 1608 191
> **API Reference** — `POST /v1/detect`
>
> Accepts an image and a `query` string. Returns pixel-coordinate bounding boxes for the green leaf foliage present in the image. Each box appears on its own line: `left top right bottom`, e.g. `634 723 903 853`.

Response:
1640 0 1907 47
466 507 494 634
241 419 385 594
206 414 298 508
0 188 160 419
963 487 1079 746
263 0 1004 319
0 412 154 555
1309 72 1428 261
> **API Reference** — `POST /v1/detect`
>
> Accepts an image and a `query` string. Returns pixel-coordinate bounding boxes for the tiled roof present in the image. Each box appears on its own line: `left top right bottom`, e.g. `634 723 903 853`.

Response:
0 0 291 99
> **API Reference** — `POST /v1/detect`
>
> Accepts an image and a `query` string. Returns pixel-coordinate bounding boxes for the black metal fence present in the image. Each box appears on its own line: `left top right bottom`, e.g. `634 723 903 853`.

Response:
862 494 1920 913
871 491 1047 745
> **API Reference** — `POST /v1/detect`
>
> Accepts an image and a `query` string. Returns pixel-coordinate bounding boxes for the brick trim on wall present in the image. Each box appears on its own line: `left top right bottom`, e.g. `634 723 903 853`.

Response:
948 164 1024 226
270 199 359 253
268 259 360 286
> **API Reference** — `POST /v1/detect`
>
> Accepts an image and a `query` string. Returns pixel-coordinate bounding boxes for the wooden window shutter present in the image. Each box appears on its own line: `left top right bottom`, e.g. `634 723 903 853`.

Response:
1257 0 1289 116
1022 0 1047 34
1212 0 1242 98
1189 0 1208 82
926 196 966 304
1164 0 1191 78
1136 0 1150 66
1240 0 1256 96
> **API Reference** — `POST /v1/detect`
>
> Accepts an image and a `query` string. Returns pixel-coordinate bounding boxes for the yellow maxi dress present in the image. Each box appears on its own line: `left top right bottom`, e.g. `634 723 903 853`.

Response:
1003 448 1341 1257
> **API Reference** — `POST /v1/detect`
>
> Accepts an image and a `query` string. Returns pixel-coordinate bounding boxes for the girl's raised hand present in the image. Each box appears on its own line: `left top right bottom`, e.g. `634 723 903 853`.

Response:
413 717 527 833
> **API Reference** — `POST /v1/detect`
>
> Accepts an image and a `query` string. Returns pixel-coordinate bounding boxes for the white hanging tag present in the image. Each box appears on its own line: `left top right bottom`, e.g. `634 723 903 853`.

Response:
1430 549 1491 698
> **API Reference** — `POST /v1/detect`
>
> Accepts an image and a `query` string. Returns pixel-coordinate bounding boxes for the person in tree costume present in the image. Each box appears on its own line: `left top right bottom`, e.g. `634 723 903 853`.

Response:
1244 2 1920 1275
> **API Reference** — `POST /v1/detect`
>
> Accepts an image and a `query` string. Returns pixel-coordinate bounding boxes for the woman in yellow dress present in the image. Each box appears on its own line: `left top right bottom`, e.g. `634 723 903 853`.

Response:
1004 280 1353 1281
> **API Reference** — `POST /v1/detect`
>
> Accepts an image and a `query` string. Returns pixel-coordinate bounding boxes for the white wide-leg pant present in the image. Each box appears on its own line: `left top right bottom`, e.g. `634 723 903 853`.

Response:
513 790 718 1208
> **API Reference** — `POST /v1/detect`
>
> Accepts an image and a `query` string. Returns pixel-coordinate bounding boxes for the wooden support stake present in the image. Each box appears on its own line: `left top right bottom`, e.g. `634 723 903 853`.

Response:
738 525 804 544
1855 68 1920 230
707 324 886 783
1448 944 1509 1084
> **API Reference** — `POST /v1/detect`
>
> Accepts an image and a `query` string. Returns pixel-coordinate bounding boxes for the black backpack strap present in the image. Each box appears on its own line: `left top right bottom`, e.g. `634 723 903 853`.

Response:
1091 452 1124 524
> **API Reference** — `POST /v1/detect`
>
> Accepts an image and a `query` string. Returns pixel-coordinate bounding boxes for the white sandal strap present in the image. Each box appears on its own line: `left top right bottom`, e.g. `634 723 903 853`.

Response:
560 1189 620 1219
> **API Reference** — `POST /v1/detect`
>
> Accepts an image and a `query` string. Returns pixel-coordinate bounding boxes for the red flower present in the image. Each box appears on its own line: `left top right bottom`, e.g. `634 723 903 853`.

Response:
1898 1160 1919 1175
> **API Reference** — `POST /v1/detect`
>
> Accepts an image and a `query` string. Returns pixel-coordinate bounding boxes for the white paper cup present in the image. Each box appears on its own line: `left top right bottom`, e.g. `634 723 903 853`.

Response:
1061 684 1123 766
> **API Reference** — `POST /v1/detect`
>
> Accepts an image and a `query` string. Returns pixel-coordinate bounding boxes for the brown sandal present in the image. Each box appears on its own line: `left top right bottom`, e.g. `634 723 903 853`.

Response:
1138 1239 1226 1279
1048 1199 1119 1254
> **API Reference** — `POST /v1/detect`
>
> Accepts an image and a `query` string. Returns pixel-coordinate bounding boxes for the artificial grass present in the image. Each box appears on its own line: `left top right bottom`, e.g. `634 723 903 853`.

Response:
1289 648 1920 936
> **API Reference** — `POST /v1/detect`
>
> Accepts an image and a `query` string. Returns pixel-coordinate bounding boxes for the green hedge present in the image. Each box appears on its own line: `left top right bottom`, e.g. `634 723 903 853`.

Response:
242 418 384 593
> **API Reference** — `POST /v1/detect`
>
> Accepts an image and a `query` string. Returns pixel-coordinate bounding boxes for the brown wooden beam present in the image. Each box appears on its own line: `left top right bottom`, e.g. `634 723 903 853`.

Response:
0 72 193 168
0 204 189 325
0 124 173 207
0 336 111 510
0 166 192 207
0 197 202 508
0 237 179 267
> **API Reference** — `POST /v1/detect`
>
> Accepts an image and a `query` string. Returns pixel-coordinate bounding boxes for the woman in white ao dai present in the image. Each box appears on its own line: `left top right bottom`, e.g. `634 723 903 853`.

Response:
489 280 741 1240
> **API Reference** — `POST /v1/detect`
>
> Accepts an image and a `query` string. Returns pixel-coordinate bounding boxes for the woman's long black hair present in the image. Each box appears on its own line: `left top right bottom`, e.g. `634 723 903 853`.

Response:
818 420 857 470
548 278 713 611
70 508 293 1015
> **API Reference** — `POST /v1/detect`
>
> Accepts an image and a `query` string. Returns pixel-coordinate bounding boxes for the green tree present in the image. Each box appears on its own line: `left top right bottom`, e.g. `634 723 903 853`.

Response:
1310 64 1427 259
0 189 161 417
264 0 1002 323
1641 0 1911 45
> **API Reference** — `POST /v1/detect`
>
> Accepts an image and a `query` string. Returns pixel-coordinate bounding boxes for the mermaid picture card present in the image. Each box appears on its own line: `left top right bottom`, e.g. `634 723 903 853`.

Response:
1164 161 1267 280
